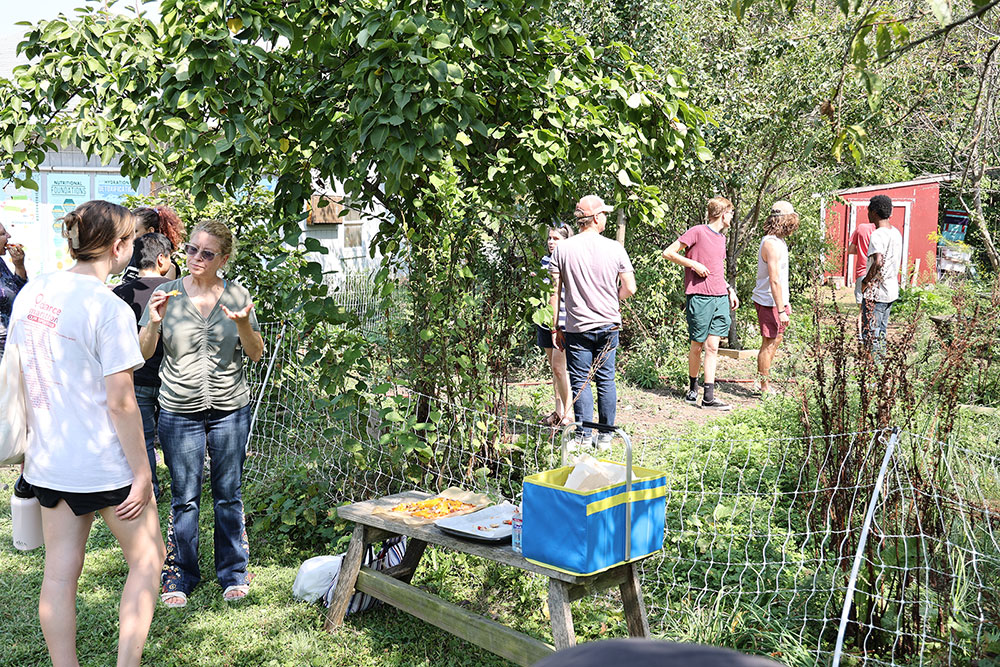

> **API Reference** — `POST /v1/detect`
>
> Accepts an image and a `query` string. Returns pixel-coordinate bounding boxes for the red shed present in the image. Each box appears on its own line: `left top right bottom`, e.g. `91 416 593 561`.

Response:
823 176 943 287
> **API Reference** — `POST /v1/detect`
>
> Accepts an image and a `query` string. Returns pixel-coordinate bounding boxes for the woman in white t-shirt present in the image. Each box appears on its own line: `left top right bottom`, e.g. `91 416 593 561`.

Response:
8 200 166 667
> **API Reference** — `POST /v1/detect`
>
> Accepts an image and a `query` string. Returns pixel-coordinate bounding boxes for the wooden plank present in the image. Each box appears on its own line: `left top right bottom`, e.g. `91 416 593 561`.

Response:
618 563 651 638
547 579 576 650
565 565 629 602
718 347 758 360
338 492 587 583
355 567 554 667
324 524 367 630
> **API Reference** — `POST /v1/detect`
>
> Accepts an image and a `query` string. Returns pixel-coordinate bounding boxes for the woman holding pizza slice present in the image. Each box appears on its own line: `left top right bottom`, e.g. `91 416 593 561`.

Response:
139 219 264 608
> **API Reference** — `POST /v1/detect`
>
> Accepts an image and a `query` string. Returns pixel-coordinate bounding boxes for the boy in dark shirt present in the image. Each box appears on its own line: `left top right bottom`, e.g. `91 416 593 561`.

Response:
113 232 175 498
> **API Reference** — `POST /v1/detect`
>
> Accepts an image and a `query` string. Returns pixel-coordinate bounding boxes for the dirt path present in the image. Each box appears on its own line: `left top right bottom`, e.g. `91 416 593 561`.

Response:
614 353 772 438
513 350 794 441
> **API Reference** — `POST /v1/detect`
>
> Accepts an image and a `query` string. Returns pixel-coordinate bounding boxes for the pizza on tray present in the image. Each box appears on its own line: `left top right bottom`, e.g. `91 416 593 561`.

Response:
389 497 478 520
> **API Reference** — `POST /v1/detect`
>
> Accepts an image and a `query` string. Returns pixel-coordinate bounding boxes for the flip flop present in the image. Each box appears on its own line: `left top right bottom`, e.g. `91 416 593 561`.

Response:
223 584 250 602
161 591 188 608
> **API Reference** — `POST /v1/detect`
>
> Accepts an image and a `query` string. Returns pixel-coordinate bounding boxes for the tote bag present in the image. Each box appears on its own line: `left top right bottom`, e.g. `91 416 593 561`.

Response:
0 342 28 466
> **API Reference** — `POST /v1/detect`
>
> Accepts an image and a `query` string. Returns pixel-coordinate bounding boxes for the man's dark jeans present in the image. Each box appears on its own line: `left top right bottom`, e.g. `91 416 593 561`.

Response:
564 326 619 437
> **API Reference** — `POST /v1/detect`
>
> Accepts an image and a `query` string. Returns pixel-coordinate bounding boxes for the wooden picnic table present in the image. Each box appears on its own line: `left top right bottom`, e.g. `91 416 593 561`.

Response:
325 490 653 666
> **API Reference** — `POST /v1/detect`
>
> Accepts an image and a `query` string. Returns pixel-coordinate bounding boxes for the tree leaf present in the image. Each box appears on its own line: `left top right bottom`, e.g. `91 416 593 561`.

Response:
163 117 187 132
929 0 952 25
428 60 448 83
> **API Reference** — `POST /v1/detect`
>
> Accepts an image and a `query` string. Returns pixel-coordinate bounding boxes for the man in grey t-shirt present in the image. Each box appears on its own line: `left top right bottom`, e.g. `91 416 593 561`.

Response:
550 195 636 449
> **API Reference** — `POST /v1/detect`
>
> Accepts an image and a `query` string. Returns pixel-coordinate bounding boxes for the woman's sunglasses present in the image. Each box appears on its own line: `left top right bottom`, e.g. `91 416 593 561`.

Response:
183 243 219 262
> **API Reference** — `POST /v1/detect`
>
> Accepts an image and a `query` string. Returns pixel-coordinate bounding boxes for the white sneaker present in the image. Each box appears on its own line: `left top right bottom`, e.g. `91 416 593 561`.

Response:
567 433 589 452
594 433 614 451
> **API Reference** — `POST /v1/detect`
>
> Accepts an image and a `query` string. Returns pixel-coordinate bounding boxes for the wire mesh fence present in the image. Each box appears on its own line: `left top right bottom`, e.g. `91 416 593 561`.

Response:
244 322 1000 665
322 269 391 342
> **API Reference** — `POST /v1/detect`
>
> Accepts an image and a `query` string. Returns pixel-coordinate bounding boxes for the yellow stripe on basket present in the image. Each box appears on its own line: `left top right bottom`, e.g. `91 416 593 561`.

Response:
586 486 667 516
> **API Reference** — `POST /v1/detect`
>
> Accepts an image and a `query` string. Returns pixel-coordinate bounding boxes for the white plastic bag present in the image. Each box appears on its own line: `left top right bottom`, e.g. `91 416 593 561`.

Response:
565 454 627 492
324 536 407 615
0 343 28 466
293 555 343 603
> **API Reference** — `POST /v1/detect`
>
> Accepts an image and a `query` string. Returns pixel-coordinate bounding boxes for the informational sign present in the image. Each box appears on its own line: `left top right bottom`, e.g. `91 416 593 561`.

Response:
47 173 91 216
1 170 149 278
95 174 138 205
41 203 73 274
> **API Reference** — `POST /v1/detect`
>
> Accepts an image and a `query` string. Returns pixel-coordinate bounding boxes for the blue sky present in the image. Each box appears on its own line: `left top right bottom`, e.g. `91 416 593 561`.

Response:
1 0 160 36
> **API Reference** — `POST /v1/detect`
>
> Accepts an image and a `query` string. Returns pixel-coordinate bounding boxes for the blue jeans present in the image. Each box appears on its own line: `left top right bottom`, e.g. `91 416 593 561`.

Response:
861 300 893 359
159 404 252 595
564 326 619 436
134 384 160 499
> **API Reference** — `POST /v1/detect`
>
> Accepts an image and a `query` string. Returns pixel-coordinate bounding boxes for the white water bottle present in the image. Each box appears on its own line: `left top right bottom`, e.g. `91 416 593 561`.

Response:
12 476 43 551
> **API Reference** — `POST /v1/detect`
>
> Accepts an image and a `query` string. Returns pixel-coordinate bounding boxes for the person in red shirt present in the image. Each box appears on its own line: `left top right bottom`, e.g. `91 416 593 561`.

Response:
662 197 740 411
847 198 882 337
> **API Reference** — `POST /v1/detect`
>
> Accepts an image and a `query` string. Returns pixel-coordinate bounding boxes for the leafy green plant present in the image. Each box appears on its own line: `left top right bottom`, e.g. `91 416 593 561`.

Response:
245 450 354 559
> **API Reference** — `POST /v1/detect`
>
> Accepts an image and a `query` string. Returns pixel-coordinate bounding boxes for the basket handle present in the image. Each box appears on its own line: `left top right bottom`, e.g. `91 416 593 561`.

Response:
560 421 633 562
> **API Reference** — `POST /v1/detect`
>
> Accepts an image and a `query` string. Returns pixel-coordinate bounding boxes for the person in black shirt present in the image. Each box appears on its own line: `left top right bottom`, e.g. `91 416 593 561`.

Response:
113 233 174 499
121 206 184 283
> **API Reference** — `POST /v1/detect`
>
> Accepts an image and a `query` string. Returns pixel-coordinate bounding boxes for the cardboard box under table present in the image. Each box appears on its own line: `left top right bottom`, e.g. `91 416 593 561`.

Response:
522 461 667 575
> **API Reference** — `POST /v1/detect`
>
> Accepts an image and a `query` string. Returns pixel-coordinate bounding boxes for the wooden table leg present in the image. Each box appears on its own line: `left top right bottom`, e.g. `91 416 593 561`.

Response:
324 524 367 630
618 563 650 638
547 578 576 650
383 538 427 584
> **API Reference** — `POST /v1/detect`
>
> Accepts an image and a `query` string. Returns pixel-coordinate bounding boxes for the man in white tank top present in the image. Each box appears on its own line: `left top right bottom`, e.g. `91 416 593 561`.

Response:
751 201 799 395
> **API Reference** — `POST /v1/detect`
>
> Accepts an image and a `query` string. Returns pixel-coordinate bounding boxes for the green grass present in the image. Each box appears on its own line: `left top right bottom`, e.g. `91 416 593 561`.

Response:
0 465 565 667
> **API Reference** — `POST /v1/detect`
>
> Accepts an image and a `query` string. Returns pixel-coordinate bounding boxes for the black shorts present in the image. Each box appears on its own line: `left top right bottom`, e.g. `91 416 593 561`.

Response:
31 484 132 516
536 324 554 349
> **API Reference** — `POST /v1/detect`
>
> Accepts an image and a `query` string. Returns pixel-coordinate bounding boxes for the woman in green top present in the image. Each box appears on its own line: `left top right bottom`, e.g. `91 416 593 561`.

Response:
139 219 264 608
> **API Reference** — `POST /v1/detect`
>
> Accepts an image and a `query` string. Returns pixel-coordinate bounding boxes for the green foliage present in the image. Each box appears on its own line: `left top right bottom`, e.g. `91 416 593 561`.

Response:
245 451 354 558
893 283 955 318
619 330 691 390
0 0 716 422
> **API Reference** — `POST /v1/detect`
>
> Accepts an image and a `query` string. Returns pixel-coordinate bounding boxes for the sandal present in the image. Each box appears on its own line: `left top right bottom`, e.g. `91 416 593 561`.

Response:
161 591 188 608
223 584 250 602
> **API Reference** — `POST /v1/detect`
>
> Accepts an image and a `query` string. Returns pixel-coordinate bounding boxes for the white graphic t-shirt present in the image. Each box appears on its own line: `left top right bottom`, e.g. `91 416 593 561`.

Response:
9 271 145 492
864 226 903 304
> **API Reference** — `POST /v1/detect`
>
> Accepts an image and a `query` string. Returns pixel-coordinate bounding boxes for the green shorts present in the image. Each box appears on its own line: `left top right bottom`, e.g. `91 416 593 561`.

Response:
686 294 731 342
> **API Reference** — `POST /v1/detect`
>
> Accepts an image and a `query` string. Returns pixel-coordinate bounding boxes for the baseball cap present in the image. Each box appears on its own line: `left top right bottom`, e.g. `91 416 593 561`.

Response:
575 195 614 219
770 200 795 216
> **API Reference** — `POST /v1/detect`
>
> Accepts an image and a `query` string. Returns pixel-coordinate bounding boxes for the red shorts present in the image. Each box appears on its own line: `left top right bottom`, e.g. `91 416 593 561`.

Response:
754 302 790 339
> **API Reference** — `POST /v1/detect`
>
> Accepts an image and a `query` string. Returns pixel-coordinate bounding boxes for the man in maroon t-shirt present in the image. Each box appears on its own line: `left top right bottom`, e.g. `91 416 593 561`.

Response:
662 197 740 411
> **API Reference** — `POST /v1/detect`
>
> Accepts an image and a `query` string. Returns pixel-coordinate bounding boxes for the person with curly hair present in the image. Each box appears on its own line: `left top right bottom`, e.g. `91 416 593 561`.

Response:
122 205 185 281
751 201 800 396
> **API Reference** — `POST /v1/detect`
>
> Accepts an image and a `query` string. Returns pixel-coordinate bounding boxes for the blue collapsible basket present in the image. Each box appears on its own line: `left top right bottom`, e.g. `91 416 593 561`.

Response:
521 423 666 576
